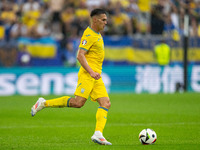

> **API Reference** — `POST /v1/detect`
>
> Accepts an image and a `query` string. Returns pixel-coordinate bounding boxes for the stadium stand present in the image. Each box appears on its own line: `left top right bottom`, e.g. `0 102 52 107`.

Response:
0 0 200 67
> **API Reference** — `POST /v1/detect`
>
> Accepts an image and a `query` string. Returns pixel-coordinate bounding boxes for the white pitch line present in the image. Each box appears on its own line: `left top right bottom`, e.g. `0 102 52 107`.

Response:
109 122 200 127
0 122 199 129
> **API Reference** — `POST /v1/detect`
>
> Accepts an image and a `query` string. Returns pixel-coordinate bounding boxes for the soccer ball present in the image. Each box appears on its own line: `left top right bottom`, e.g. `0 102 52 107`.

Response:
139 128 157 145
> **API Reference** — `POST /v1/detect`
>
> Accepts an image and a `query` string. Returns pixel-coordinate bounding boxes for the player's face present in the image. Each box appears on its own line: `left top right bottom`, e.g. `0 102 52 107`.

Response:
97 14 107 31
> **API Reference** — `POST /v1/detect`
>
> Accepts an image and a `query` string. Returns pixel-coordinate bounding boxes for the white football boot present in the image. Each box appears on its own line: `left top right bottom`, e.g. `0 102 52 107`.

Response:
31 97 46 116
91 131 112 145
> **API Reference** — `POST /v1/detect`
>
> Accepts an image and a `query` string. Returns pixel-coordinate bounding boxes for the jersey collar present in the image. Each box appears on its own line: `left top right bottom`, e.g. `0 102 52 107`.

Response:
88 26 100 35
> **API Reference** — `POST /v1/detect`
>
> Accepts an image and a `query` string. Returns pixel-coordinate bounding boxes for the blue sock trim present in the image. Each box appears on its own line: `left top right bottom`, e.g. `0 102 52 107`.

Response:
98 107 108 112
67 97 72 107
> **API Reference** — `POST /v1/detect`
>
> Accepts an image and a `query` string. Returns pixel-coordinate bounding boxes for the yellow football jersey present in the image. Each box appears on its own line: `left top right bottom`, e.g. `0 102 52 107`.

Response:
79 26 105 74
138 0 151 12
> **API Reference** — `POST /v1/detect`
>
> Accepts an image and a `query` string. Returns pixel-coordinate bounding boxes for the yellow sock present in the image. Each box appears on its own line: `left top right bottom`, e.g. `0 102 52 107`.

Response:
44 96 71 107
95 107 108 133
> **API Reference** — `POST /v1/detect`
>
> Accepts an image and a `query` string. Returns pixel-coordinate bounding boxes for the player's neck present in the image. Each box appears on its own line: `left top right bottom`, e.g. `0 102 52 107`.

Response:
90 25 100 33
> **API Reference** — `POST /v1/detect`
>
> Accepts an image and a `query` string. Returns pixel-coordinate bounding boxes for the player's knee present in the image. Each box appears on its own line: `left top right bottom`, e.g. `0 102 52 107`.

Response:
103 100 111 109
75 102 84 108
74 100 85 108
98 97 111 109
73 96 86 108
106 101 111 109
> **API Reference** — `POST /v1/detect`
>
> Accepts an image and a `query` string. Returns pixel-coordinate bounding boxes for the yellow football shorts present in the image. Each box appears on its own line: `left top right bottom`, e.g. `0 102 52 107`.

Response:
74 71 109 101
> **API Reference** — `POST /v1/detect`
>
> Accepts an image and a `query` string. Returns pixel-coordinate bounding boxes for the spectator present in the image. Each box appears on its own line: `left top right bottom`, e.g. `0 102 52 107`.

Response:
21 3 41 36
0 1 17 41
74 0 90 36
170 2 179 30
62 39 79 67
22 0 40 13
36 4 51 38
50 21 64 40
127 0 139 16
164 13 176 37
150 0 165 35
61 6 76 38
0 40 17 67
137 0 151 34
49 0 64 23
110 1 133 35
36 21 51 38
10 18 28 39
0 25 4 40
0 1 17 24
189 0 200 37
86 0 108 10
125 0 139 34
195 1 200 37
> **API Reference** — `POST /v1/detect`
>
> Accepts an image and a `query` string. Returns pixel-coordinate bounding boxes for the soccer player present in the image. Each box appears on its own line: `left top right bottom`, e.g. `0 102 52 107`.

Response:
31 8 112 145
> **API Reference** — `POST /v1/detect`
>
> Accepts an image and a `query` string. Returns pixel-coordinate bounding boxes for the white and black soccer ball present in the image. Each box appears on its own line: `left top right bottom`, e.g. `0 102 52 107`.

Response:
139 128 157 145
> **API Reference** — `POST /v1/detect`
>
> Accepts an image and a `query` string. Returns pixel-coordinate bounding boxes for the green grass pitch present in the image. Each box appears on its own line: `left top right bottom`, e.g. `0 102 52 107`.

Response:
0 93 200 150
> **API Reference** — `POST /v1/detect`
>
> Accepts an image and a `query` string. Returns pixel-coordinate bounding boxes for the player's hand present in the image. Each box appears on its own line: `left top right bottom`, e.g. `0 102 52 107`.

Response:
90 71 101 80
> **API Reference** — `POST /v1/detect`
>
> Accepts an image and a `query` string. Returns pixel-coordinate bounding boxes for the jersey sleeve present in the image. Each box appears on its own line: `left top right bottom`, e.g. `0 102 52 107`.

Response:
79 35 94 51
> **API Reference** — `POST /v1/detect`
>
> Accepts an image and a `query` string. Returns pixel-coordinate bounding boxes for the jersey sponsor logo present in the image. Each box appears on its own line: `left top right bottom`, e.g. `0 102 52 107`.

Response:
82 40 87 45
86 34 91 37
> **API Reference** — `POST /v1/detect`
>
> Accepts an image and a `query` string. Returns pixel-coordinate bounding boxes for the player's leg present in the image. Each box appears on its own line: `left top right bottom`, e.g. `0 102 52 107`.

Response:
31 71 92 116
91 97 112 145
67 96 87 108
44 95 87 108
31 96 87 116
95 97 111 133
90 78 112 145
44 96 71 107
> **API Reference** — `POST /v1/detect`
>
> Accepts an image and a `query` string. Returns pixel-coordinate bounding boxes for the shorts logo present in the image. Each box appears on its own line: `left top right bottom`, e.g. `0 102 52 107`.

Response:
81 88 85 93
82 40 87 45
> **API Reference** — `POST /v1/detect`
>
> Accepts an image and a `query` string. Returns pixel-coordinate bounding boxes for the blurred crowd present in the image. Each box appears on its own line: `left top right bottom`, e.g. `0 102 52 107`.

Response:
0 0 200 67
1 0 200 39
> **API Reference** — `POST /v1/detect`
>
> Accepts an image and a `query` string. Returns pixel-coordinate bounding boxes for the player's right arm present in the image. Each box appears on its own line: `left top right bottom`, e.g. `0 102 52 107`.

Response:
77 49 101 80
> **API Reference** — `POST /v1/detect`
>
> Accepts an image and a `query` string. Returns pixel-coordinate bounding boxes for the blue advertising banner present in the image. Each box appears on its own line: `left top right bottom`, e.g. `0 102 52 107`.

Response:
0 65 199 96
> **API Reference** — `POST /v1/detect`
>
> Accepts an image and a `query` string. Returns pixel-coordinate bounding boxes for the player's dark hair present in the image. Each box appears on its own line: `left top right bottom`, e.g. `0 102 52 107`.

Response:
90 8 107 17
